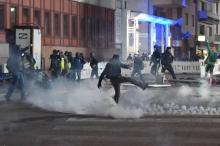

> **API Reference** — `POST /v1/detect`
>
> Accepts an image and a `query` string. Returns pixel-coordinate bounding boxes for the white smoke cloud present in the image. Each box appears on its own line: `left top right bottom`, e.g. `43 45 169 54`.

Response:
20 78 220 118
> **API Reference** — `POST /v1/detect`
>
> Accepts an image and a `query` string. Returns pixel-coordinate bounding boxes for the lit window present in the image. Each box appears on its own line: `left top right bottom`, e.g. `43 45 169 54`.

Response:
10 7 17 27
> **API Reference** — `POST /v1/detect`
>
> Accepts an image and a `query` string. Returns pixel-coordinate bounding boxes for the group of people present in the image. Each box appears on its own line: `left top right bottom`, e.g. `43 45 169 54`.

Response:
4 40 218 104
127 53 150 62
98 46 176 104
49 50 86 81
127 46 177 81
49 50 99 81
150 46 176 79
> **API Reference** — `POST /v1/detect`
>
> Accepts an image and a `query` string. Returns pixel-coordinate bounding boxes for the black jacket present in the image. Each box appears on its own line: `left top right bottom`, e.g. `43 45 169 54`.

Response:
98 59 129 86
90 57 98 68
150 50 161 64
161 51 174 65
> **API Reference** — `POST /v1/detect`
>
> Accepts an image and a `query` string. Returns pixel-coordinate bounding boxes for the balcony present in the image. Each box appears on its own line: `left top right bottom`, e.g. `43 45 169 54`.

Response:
198 10 220 24
152 0 186 7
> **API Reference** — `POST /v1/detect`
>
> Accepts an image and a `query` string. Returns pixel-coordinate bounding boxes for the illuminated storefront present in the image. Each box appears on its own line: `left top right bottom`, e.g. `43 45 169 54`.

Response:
127 13 176 55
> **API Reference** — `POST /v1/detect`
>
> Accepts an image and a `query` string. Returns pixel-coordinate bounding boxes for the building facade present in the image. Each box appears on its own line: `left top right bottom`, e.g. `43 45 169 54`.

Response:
121 0 176 59
197 0 220 55
152 0 197 60
0 0 115 70
152 0 220 60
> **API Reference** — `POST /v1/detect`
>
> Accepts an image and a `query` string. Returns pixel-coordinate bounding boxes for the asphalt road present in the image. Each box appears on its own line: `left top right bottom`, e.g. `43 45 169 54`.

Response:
1 73 220 146
0 102 220 146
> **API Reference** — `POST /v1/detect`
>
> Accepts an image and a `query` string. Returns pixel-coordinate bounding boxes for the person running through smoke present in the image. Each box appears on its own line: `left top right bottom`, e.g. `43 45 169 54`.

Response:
98 54 147 104
131 54 144 82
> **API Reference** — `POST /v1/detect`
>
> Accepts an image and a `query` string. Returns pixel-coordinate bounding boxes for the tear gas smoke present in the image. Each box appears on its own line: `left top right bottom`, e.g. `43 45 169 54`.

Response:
25 79 220 119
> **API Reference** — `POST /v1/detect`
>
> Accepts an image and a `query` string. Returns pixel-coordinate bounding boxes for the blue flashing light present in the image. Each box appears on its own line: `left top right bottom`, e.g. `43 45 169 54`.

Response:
136 14 176 26
182 0 186 7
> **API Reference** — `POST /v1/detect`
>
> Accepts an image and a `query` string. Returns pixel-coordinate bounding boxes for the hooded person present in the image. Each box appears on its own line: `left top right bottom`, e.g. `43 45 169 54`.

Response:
5 45 26 101
161 47 176 79
150 45 161 76
97 54 147 104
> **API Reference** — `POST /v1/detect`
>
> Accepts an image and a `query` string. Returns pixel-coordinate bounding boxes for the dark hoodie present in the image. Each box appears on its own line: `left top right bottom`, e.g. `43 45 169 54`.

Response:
99 55 129 79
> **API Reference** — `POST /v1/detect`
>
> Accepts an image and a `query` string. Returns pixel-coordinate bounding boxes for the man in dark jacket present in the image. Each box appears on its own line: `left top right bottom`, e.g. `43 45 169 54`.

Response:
73 52 82 81
98 54 147 104
49 50 61 79
131 54 144 81
5 45 26 101
161 47 176 79
150 46 161 76
90 53 99 79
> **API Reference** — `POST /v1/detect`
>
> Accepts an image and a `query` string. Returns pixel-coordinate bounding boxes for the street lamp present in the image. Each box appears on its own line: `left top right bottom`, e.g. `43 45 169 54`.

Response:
10 7 15 12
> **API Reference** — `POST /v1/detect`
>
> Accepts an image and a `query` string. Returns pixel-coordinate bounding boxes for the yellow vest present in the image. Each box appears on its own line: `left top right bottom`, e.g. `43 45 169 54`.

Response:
61 57 65 71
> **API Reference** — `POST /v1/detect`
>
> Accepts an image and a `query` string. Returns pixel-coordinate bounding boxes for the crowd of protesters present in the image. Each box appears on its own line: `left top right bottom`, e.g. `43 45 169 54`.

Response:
48 49 100 81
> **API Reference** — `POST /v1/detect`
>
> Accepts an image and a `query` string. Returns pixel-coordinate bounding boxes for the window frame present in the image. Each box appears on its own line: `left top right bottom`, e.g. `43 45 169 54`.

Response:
54 13 60 37
22 7 30 24
71 15 77 39
44 11 51 36
34 9 41 26
10 6 17 27
0 5 4 31
63 14 69 38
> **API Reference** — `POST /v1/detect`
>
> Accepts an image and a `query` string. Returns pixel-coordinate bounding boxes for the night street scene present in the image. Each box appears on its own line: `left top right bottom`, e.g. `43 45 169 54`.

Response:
1 0 220 146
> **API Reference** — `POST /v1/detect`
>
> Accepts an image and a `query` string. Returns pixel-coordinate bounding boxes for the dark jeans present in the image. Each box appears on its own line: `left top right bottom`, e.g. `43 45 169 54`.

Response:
110 76 144 103
150 63 160 76
74 69 81 81
131 68 144 81
206 64 214 74
91 67 99 79
5 72 25 101
161 64 176 79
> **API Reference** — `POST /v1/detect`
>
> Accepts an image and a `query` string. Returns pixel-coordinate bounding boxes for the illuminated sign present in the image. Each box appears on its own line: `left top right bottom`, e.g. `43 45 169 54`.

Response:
135 14 176 25
198 36 206 42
